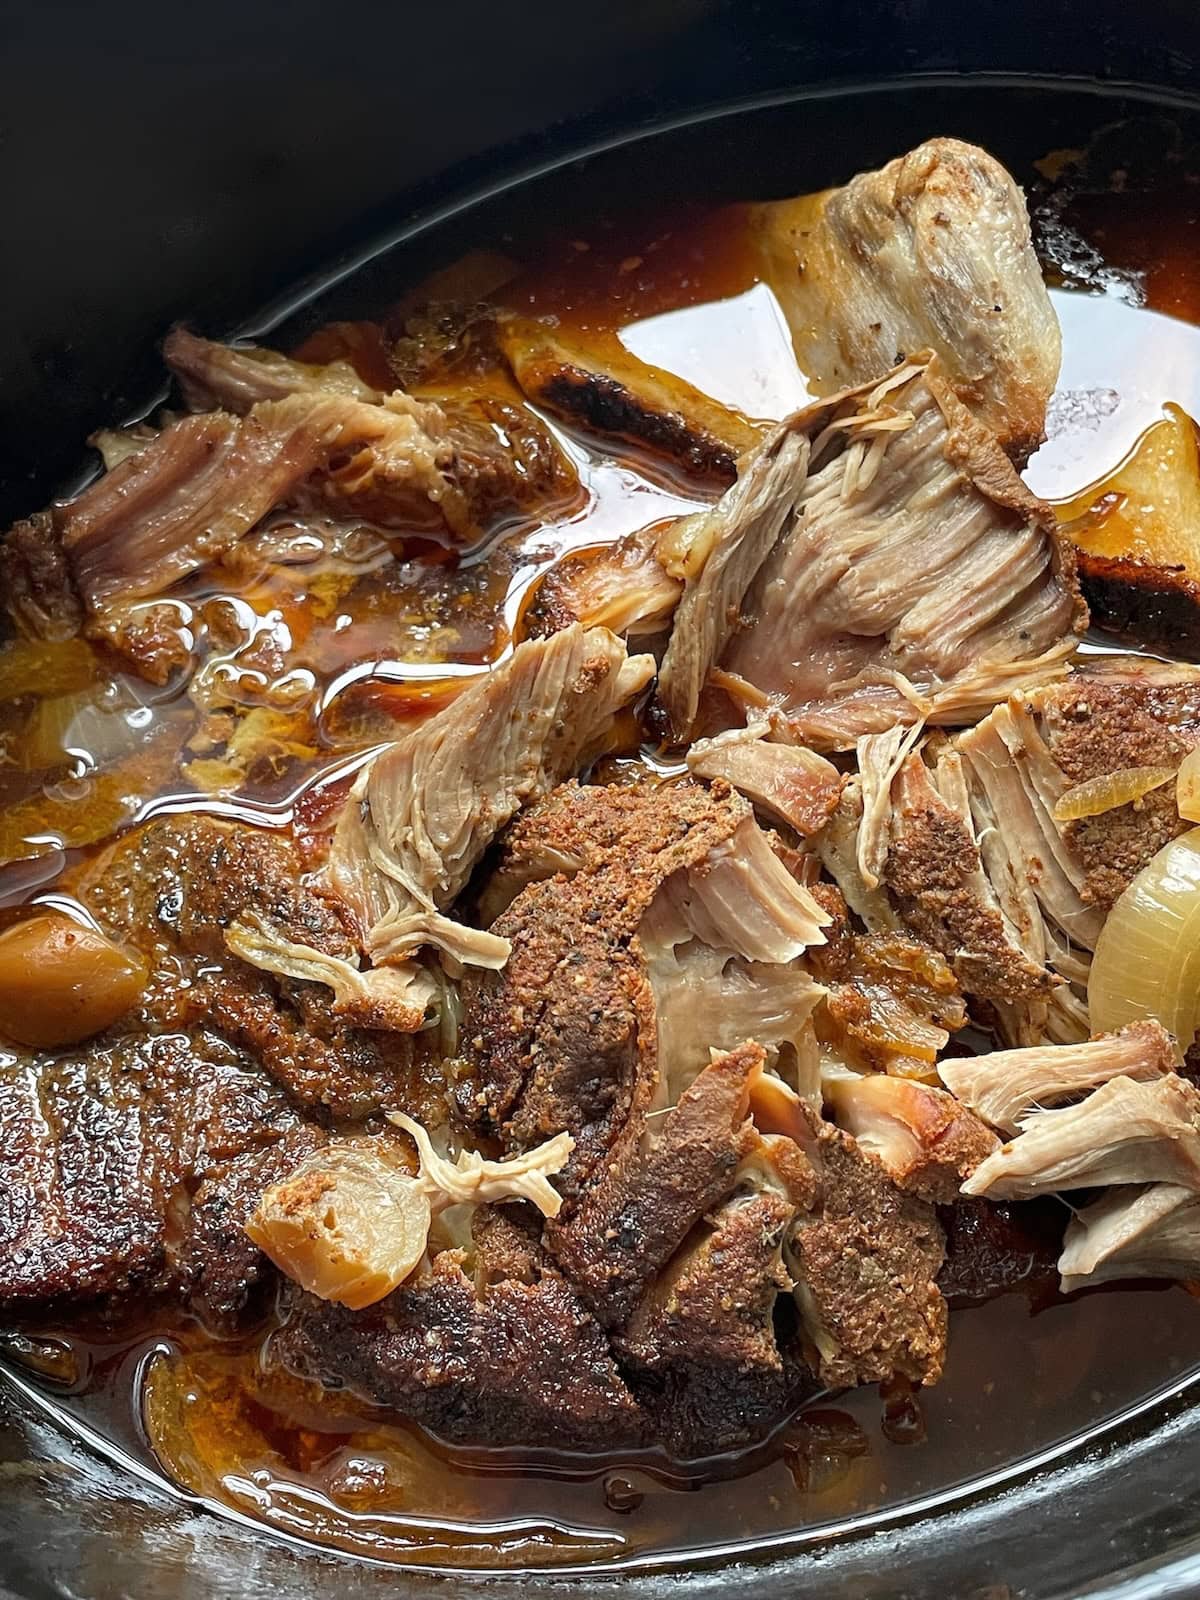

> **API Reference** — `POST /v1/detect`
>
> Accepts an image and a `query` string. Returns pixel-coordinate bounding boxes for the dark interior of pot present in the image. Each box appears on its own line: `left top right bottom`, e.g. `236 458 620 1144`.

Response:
5 4 1200 1598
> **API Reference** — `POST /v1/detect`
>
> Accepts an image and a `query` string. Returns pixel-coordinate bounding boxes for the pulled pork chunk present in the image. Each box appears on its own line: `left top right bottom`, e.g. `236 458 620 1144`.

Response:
3 392 449 675
497 316 762 483
163 325 380 409
548 1041 765 1328
963 1073 1200 1200
0 1030 322 1328
949 660 1200 1041
312 626 654 983
617 1184 807 1457
939 1020 1176 1135
273 1251 648 1452
459 777 828 1192
167 329 579 531
820 665 1200 1048
686 726 844 837
785 1101 947 1388
844 733 1062 1021
1059 1183 1200 1292
657 417 811 738
718 359 1084 749
755 138 1060 457
825 1074 998 1202
62 399 367 611
166 327 579 533
2 332 579 677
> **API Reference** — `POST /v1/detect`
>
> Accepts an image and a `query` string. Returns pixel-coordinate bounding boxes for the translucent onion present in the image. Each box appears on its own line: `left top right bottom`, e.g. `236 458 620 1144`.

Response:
246 1143 431 1311
1087 825 1200 1057
657 513 715 580
1052 764 1176 823
1177 746 1200 824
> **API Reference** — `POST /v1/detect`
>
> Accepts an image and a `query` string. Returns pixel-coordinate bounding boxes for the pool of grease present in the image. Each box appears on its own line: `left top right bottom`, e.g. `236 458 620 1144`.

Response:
3 79 1200 1573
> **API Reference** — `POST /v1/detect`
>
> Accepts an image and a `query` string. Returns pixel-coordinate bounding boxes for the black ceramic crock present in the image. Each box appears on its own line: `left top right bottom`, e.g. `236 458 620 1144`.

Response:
3 2 1200 1594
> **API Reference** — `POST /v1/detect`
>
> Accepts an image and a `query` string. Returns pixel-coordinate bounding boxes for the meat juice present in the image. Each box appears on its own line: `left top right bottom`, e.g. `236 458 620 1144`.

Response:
2 80 1200 1571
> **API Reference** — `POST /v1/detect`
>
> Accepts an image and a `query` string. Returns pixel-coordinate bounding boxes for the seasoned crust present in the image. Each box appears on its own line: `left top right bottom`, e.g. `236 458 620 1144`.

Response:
82 816 427 1121
548 1041 765 1327
273 1252 647 1451
618 1190 806 1458
0 1031 322 1326
1040 676 1200 908
1078 551 1200 661
885 754 1056 1002
498 318 759 483
788 1104 947 1389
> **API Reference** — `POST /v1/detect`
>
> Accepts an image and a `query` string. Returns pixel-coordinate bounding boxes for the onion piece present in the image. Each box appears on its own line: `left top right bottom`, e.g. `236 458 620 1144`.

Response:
657 513 715 581
1178 747 1200 824
247 1118 576 1309
1087 825 1200 1057
1052 764 1177 823
246 1143 431 1311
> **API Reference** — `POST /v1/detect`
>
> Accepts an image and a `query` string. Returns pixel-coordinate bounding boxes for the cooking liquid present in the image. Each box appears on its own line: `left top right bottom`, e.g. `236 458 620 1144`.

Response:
3 82 1200 1573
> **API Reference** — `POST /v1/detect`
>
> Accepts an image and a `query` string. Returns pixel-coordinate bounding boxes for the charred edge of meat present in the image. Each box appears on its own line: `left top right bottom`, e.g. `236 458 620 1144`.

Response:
547 1041 765 1328
538 365 740 481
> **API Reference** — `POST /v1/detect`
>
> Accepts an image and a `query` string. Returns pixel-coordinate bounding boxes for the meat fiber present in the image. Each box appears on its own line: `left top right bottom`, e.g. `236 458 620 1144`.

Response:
755 138 1061 456
657 417 810 737
939 1021 1176 1135
314 626 654 982
962 1073 1200 1200
1058 1183 1200 1291
719 359 1084 749
686 726 845 838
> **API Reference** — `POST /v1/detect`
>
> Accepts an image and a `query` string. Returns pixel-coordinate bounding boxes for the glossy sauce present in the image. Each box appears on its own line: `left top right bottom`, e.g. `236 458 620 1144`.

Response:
3 84 1200 1573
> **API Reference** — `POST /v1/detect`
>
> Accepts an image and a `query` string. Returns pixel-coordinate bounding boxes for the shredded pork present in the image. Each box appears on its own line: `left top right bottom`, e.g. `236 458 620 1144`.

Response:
1059 1183 1200 1291
719 360 1084 749
755 137 1061 456
939 1021 1176 1135
962 1073 1200 1200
